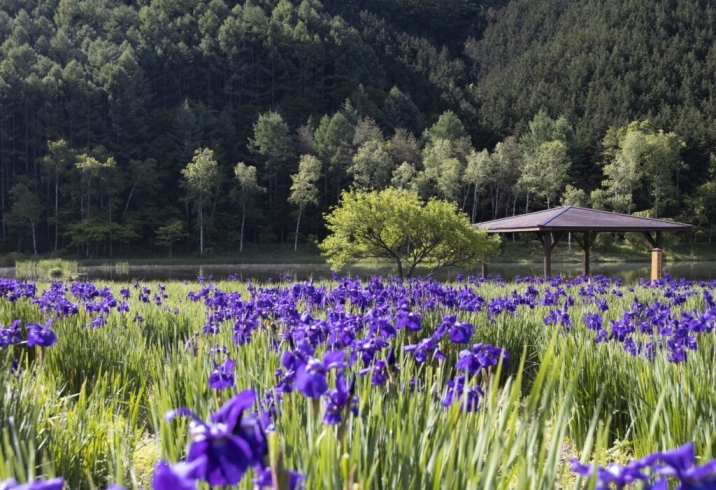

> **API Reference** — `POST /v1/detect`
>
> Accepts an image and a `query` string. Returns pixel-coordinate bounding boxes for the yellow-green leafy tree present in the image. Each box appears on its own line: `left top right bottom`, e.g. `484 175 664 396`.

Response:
319 188 501 278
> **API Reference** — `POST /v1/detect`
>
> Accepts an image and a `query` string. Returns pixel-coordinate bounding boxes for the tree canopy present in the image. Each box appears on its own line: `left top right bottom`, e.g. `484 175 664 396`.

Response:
319 188 501 278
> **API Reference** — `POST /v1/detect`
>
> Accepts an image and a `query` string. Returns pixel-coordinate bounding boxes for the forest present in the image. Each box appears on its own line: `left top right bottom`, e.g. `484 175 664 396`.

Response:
2 0 716 258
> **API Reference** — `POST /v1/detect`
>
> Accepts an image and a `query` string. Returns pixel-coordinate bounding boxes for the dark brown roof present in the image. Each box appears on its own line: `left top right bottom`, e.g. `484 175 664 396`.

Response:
476 206 692 233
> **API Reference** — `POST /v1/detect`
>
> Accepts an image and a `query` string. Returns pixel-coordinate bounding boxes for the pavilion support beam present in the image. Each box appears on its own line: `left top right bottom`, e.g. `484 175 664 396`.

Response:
644 231 665 280
582 232 592 277
651 231 664 281
536 231 565 278
642 231 657 248
573 231 598 277
542 234 551 279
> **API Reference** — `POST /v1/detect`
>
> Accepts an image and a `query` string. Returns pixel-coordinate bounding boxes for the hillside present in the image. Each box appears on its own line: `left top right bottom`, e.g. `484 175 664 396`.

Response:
1 0 715 257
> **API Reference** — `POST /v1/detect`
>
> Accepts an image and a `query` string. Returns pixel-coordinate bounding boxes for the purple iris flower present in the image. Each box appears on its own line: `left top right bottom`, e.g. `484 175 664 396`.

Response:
323 373 359 425
152 456 207 490
442 374 483 412
91 315 106 328
0 478 64 490
448 321 475 344
652 442 716 486
358 346 399 385
431 314 474 344
570 458 652 489
396 309 421 332
164 389 267 486
0 320 22 346
455 343 510 376
294 351 347 398
26 320 57 347
584 312 603 332
208 358 236 390
252 466 305 489
403 337 445 363
571 442 716 489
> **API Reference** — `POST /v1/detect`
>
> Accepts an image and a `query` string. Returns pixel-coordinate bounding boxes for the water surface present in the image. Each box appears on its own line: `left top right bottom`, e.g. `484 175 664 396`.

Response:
3 261 715 283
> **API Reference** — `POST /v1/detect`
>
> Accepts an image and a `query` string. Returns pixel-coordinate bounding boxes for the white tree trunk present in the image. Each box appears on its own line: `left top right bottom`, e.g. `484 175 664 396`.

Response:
294 205 302 252
240 203 246 253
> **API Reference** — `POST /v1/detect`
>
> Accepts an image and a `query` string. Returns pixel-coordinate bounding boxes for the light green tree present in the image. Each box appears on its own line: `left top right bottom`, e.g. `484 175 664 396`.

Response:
519 140 571 209
352 117 383 148
7 181 42 256
601 121 684 217
417 138 464 202
288 154 321 251
249 111 292 206
75 151 117 221
424 110 468 145
391 161 417 190
42 139 75 253
348 140 394 190
643 130 684 218
319 188 501 279
560 185 588 250
602 129 644 214
463 149 492 223
561 185 588 207
233 162 266 252
386 128 421 167
489 137 524 218
182 148 221 255
687 156 716 243
314 112 355 202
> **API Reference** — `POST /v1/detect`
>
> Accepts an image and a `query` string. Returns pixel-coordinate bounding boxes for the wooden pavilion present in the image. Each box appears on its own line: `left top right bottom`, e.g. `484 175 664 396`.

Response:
475 206 692 279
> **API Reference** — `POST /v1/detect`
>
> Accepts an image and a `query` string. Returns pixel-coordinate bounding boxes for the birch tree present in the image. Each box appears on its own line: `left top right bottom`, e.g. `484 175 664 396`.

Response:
182 148 220 255
233 162 265 252
288 154 321 251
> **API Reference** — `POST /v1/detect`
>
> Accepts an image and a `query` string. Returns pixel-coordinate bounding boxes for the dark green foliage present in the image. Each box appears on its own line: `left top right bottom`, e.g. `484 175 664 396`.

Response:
2 0 716 256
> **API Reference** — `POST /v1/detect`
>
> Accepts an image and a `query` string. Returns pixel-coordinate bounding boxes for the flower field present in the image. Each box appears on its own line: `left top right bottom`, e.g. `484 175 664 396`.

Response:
0 273 715 489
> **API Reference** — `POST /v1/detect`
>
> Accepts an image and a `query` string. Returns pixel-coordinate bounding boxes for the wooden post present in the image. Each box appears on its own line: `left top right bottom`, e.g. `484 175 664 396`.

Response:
651 248 663 281
583 231 590 277
542 232 552 278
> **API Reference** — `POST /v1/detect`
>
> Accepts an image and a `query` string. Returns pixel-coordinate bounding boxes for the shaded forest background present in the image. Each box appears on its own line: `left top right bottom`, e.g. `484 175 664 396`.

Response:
2 0 716 258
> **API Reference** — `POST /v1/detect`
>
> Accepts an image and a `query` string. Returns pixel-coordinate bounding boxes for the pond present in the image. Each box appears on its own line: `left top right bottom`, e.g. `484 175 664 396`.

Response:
2 261 715 283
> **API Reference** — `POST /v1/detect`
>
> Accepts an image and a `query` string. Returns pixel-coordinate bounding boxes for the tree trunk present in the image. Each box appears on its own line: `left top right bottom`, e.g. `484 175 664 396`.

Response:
54 177 59 253
199 197 204 255
31 221 37 256
123 181 137 218
471 185 478 223
240 202 246 253
294 205 302 252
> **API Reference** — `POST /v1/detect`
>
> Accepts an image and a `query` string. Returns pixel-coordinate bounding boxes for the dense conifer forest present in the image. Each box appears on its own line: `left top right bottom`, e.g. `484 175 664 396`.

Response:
2 0 716 257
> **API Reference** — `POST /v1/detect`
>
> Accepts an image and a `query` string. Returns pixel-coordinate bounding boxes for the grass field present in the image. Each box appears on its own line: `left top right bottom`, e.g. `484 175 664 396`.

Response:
0 273 715 489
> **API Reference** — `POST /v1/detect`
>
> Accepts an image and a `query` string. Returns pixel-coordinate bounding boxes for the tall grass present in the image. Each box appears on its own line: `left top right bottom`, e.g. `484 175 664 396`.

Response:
0 276 714 487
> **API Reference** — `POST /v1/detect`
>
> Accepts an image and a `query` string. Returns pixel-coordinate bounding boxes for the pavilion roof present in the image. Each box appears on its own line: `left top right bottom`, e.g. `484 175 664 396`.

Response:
475 206 692 233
